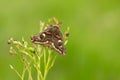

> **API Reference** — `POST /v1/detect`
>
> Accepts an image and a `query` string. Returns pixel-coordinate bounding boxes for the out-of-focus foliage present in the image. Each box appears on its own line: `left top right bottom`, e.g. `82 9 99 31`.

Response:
0 0 120 80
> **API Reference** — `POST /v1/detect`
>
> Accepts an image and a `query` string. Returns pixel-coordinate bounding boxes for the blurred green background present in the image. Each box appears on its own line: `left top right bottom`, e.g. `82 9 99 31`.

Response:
0 0 120 80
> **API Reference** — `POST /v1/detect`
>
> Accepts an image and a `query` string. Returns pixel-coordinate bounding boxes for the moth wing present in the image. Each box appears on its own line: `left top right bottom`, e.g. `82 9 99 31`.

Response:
31 26 53 46
51 28 66 55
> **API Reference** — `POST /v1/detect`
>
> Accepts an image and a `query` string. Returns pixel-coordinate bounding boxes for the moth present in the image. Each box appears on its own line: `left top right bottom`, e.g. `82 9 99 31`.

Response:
31 24 66 55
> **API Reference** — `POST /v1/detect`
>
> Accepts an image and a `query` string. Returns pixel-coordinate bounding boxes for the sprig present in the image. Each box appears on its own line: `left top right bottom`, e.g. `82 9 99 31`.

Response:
8 18 70 80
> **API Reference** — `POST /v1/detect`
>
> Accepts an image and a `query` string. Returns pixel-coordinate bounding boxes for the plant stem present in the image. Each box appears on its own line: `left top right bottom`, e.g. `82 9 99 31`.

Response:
21 66 27 80
43 48 47 80
43 49 52 80
9 65 23 80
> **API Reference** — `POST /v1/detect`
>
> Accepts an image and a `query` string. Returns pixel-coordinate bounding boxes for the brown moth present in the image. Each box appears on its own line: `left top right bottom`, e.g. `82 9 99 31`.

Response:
31 24 66 55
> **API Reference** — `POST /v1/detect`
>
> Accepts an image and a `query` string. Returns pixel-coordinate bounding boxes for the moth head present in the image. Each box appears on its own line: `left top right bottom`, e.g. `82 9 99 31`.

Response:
31 35 38 43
